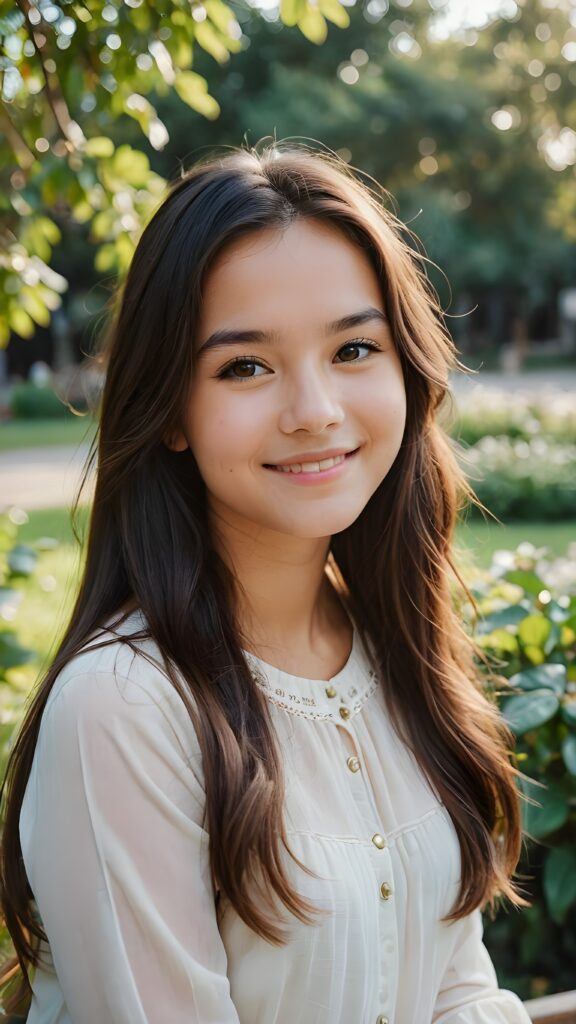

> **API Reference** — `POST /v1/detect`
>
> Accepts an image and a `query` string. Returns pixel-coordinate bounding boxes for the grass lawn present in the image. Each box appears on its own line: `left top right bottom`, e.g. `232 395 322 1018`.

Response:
456 517 576 565
0 415 96 451
8 507 90 690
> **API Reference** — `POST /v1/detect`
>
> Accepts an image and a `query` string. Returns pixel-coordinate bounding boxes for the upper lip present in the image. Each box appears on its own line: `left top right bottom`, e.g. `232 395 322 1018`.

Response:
265 447 359 467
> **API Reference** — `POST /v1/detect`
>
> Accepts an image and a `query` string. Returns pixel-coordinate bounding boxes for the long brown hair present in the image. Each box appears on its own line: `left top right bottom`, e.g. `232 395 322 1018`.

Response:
0 141 527 1001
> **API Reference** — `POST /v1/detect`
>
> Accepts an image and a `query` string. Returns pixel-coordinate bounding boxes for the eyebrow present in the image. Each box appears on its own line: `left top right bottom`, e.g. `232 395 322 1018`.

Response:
196 306 389 355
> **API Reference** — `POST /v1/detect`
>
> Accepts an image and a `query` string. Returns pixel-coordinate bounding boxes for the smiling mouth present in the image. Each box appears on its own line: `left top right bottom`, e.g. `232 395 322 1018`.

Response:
263 449 359 474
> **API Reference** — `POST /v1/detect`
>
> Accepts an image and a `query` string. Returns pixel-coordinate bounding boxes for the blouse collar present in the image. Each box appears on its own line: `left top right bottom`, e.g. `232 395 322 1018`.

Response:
103 609 379 722
243 630 379 722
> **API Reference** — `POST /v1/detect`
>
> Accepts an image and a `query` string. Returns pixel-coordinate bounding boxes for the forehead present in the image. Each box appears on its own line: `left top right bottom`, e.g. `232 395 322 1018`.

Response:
197 218 384 335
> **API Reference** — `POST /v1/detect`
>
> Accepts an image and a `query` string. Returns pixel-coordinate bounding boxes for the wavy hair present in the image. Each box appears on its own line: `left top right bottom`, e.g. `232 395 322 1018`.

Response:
0 142 527 1003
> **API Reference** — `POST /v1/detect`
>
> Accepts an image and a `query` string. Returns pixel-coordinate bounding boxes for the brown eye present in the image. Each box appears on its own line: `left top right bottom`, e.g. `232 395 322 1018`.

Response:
218 358 269 381
336 340 379 363
232 361 257 378
339 344 363 362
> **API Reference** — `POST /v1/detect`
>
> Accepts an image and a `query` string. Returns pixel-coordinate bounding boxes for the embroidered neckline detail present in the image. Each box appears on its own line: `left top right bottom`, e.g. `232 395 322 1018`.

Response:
244 633 379 721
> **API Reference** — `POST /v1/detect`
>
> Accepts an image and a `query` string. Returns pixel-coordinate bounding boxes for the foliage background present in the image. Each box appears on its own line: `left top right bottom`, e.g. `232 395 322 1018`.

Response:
2 0 576 351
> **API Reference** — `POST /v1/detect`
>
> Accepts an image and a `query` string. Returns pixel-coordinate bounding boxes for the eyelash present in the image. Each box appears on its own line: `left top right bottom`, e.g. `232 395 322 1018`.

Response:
215 339 383 382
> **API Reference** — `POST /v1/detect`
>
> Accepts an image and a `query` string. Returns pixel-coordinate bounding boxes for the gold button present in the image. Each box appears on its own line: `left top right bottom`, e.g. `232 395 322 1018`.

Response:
372 833 386 849
376 1017 389 1024
325 685 337 698
339 706 351 720
380 882 392 900
347 756 360 773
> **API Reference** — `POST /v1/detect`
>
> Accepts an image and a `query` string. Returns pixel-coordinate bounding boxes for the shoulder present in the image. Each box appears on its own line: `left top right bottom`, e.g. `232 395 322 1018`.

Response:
43 611 199 765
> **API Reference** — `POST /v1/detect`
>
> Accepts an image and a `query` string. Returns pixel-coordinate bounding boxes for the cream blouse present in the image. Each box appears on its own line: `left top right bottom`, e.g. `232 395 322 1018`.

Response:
20 612 531 1024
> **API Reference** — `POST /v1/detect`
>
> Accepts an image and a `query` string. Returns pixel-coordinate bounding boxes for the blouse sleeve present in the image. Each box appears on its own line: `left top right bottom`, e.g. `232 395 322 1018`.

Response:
19 661 241 1024
432 909 531 1023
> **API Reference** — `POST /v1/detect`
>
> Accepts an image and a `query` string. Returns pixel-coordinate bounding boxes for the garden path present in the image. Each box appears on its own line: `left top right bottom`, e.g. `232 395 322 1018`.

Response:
1 444 93 511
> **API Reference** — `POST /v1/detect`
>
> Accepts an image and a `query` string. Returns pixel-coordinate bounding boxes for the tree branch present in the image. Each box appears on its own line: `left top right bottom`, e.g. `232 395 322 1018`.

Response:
0 107 35 171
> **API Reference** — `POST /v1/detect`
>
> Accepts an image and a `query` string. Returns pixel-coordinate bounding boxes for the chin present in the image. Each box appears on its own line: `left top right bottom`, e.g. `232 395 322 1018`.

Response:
277 508 366 540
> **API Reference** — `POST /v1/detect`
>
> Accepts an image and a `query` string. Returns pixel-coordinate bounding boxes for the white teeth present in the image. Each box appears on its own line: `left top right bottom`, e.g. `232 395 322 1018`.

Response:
275 453 347 474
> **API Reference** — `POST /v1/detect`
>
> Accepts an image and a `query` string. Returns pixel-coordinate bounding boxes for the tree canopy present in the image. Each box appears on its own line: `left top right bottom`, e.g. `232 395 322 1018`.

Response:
1 0 576 346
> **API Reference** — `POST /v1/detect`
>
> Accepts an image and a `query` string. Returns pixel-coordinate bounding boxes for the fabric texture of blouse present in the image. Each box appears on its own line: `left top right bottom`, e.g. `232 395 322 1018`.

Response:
19 611 532 1024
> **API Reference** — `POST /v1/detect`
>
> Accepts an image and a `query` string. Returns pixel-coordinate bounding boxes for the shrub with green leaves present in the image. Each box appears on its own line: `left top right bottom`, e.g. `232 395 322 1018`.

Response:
466 543 576 999
458 435 576 521
447 387 576 522
450 388 576 447
0 512 41 783
9 382 71 420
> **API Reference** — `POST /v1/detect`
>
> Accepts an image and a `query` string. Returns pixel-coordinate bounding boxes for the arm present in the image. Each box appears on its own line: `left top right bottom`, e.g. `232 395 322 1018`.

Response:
433 908 531 1023
20 659 241 1024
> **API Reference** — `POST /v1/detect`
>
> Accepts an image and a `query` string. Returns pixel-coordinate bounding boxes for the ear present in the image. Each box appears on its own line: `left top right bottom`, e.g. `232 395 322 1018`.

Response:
163 430 189 453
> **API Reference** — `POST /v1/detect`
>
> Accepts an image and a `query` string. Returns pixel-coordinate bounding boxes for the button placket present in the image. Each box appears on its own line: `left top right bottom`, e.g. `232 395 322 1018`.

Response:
372 834 395 1024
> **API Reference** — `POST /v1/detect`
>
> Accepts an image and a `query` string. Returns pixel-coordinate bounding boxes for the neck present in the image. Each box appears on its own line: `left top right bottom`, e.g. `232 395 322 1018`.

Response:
208 503 348 658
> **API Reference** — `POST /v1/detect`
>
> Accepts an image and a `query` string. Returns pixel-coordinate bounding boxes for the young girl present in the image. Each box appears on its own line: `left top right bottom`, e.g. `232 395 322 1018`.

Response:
0 143 532 1023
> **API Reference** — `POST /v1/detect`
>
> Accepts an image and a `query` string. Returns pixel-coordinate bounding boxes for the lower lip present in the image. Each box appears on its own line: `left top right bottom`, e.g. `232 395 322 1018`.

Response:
264 449 360 484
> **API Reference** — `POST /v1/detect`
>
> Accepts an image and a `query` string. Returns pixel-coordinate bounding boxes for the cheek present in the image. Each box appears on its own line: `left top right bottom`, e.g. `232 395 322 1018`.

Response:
360 375 407 442
186 392 266 474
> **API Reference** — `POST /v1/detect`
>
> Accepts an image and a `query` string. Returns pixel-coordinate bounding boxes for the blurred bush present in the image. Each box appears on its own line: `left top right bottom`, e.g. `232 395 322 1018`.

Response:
462 436 576 521
10 383 70 421
464 543 576 999
451 389 576 447
0 515 41 800
450 388 576 521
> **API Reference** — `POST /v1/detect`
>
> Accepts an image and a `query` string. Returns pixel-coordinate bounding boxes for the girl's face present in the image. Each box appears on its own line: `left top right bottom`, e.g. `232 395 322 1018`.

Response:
174 218 407 541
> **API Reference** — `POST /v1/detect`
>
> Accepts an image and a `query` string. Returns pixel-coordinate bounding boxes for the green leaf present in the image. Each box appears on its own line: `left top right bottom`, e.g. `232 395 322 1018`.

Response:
518 614 551 649
84 136 115 159
0 633 36 670
204 0 240 38
508 664 567 696
501 689 559 735
504 570 546 596
475 603 530 634
91 210 117 242
109 145 151 188
476 628 518 654
115 233 136 274
7 544 38 577
20 287 51 328
94 243 118 274
520 778 569 838
280 0 307 26
544 847 576 924
194 20 231 63
561 733 576 775
561 696 576 726
0 588 22 616
174 71 220 119
298 6 327 43
524 645 545 665
36 216 61 246
318 0 350 27
8 306 34 339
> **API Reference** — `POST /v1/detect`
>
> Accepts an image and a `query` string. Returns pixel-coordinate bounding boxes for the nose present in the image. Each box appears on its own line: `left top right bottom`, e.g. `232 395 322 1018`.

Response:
277 370 345 435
